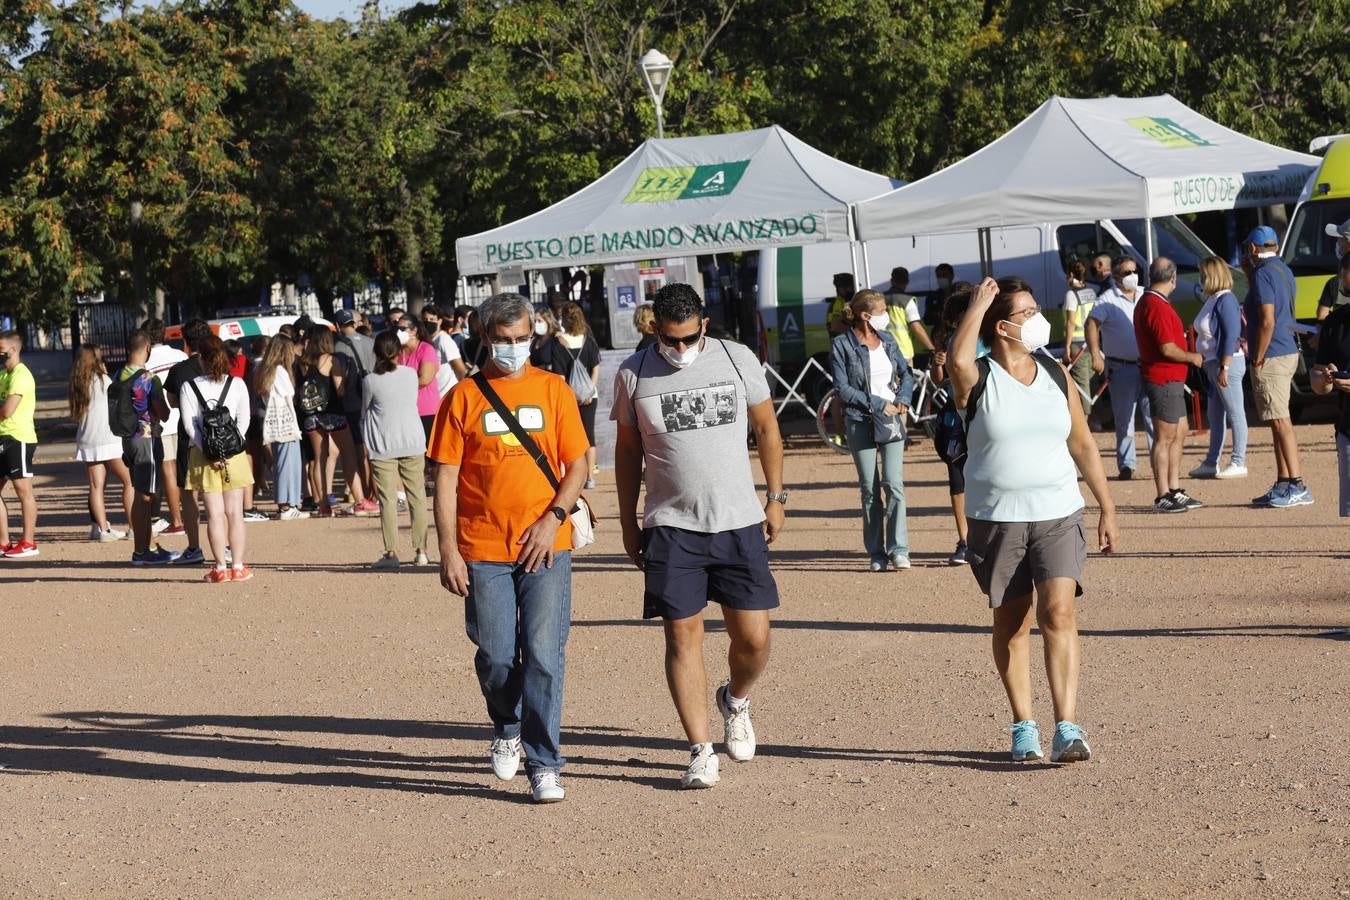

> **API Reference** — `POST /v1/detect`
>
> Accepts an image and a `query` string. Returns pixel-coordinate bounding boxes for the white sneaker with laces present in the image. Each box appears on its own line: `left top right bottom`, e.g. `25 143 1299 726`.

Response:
681 746 720 789
490 736 522 781
1215 464 1248 479
529 770 565 803
278 506 310 520
413 550 430 566
716 684 757 761
90 524 126 542
150 517 169 535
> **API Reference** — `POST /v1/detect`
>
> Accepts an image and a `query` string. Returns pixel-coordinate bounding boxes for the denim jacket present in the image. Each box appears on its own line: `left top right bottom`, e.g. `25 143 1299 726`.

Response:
829 329 914 423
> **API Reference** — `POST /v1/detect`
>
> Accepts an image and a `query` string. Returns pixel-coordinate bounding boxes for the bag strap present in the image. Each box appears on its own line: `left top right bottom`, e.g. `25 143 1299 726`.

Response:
187 377 208 409
963 357 993 428
215 375 234 407
471 371 560 492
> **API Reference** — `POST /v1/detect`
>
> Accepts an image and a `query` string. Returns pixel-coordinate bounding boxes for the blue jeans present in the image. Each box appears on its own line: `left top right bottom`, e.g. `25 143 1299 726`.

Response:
464 554 572 774
272 440 302 507
1106 360 1154 472
845 420 908 559
1202 357 1248 467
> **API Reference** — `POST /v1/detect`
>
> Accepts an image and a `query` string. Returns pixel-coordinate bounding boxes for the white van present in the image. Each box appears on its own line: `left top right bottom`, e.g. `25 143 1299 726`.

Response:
758 213 1228 393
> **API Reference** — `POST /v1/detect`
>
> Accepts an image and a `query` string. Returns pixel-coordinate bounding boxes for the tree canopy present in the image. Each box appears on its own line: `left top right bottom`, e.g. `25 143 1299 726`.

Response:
0 0 1345 324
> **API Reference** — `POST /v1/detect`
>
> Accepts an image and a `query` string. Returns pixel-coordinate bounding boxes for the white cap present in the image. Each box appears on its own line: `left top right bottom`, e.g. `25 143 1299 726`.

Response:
1325 219 1350 239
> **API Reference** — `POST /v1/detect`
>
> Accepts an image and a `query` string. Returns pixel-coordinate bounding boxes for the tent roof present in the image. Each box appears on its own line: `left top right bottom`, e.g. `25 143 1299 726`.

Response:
855 94 1318 238
455 125 899 275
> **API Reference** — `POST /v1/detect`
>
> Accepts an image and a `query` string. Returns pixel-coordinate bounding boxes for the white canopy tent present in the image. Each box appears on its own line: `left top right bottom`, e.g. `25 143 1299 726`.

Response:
854 94 1318 264
455 125 899 276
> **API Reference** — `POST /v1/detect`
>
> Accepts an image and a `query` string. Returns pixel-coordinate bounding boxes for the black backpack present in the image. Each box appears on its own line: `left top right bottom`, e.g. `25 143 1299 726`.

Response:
107 370 139 438
936 354 1069 463
188 377 246 461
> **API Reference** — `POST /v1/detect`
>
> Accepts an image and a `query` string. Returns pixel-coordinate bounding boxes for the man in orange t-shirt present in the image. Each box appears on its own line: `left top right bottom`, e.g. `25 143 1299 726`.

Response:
429 293 589 804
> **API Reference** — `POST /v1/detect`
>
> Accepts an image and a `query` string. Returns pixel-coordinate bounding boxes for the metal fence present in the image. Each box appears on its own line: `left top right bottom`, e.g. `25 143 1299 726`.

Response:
72 301 139 366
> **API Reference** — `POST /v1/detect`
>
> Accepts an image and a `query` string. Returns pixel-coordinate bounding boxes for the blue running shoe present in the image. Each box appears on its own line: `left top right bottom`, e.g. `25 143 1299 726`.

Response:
1050 721 1092 763
1251 482 1284 507
1270 482 1314 508
132 545 179 566
1010 720 1043 761
172 546 206 565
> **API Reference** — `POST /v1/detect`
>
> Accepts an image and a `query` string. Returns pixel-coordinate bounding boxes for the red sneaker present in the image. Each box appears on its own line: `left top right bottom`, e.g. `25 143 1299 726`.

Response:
4 540 39 558
230 565 254 583
203 567 231 584
162 524 187 536
0 541 13 555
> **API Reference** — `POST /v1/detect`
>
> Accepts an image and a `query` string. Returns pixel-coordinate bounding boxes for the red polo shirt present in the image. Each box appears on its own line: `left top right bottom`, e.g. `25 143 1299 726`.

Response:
1134 289 1189 385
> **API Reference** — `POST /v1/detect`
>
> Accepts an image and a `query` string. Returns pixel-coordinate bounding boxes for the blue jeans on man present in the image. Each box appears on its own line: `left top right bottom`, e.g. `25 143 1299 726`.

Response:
844 420 909 562
464 553 572 775
1107 359 1154 473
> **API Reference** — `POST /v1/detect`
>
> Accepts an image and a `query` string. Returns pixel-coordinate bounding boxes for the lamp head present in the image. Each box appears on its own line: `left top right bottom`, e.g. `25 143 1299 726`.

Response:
639 48 673 104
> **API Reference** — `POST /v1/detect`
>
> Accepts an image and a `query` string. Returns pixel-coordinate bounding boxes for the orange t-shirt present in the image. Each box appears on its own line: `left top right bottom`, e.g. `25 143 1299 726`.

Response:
428 367 590 563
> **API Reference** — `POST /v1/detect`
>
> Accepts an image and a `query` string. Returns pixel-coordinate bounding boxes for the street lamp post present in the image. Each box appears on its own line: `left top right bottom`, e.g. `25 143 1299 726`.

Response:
638 49 673 139
129 199 146 313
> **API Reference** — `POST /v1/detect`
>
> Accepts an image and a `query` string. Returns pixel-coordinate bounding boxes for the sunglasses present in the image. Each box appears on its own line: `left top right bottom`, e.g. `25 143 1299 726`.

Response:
656 329 704 349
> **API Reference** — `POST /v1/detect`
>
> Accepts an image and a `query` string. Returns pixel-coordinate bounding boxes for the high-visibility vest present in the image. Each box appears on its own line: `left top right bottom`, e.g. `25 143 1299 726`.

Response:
1070 287 1096 343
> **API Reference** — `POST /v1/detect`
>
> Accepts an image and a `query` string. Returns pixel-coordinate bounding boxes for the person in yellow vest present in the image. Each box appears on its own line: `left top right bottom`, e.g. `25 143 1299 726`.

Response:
1062 261 1096 401
882 267 935 365
827 273 855 336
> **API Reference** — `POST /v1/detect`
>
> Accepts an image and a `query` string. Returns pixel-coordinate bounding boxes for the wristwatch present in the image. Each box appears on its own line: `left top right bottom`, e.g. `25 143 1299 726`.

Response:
766 491 789 506
549 506 567 523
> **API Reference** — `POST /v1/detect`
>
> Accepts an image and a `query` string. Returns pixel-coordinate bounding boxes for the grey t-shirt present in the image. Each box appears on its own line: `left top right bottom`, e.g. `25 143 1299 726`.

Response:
611 339 771 533
335 331 376 411
361 367 426 461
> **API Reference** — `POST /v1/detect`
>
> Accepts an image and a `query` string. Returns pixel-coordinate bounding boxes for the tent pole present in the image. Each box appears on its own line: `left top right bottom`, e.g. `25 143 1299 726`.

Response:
1144 218 1155 265
978 227 992 278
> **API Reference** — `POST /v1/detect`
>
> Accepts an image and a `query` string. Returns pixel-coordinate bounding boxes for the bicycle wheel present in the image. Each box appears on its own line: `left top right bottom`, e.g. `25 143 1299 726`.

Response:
816 388 850 454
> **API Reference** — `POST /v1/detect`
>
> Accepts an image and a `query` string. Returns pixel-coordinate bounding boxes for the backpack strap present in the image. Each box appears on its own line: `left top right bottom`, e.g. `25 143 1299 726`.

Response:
187 377 207 409
1032 352 1070 401
962 357 993 428
216 375 234 407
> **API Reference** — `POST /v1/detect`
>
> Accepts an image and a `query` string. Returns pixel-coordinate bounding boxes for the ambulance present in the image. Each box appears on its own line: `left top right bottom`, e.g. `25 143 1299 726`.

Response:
1280 135 1350 320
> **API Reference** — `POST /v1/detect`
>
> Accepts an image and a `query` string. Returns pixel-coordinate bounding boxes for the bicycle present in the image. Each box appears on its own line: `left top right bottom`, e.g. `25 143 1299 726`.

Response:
817 368 950 454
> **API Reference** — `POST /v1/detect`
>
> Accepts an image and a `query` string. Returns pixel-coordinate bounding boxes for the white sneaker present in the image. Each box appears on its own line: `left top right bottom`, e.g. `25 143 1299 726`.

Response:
529 770 565 803
278 506 310 521
150 517 169 535
490 736 522 781
1215 464 1248 479
716 684 757 761
889 552 912 570
1188 462 1218 479
681 746 720 789
372 553 400 571
413 550 429 566
90 524 126 542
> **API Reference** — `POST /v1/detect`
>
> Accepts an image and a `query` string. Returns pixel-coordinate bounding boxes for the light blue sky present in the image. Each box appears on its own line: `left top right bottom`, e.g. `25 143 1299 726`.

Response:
294 0 418 18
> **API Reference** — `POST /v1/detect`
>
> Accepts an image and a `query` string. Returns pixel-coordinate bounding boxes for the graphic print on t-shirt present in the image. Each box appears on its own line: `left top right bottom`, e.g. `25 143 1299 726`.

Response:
652 381 738 434
481 405 544 451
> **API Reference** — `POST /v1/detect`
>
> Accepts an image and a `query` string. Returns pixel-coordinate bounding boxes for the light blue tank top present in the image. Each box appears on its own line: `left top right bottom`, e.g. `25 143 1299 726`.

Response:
964 359 1084 523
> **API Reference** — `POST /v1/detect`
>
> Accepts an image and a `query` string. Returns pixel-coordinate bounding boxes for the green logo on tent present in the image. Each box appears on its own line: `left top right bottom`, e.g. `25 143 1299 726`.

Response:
1127 117 1213 148
624 160 750 203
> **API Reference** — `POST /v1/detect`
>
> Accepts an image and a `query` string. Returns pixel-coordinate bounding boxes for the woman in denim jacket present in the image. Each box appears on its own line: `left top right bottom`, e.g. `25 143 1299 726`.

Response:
829 289 915 571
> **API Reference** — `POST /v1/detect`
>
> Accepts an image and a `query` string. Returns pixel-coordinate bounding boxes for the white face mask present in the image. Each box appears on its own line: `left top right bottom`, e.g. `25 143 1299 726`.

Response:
860 311 882 331
491 341 531 373
1003 312 1052 352
1119 273 1140 293
533 320 548 336
396 328 412 345
658 337 702 369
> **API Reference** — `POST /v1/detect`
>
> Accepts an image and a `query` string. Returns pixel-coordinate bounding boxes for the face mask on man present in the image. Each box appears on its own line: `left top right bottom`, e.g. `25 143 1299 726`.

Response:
1003 312 1052 352
491 341 531 373
0 352 9 365
658 333 703 369
1119 272 1140 293
533 320 548 336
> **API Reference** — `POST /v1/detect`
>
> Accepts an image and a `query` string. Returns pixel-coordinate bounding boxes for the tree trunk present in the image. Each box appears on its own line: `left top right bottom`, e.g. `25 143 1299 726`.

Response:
315 284 335 320
398 176 426 311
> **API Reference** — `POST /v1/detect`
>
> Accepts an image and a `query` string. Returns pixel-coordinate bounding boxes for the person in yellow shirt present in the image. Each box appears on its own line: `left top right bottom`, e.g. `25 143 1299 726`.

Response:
0 331 39 557
882 267 935 365
827 273 855 335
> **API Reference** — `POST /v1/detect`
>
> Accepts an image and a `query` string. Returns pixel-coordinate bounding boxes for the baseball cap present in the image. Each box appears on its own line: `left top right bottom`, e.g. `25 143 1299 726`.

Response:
332 309 356 327
1325 219 1350 240
1245 225 1279 247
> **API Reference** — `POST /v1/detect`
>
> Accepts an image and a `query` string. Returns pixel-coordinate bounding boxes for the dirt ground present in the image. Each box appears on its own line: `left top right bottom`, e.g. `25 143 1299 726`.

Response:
1 421 1346 899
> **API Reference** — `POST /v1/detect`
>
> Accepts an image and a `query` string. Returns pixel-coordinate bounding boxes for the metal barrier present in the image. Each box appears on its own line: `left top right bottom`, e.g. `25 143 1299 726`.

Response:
762 358 831 420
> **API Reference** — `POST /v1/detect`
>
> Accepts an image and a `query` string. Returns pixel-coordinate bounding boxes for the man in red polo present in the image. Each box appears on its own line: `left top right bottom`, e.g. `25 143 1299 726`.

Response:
1134 257 1204 513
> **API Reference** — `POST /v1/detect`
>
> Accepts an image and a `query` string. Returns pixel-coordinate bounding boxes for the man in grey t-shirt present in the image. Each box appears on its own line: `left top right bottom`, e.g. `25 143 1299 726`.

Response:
612 282 786 791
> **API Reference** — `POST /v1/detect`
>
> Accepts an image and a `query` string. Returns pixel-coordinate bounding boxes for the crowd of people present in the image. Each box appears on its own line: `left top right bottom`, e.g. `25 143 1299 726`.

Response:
0 223 1346 802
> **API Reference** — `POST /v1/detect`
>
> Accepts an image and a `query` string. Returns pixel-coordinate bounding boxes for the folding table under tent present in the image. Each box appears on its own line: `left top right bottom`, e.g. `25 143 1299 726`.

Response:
454 124 900 276
852 94 1319 266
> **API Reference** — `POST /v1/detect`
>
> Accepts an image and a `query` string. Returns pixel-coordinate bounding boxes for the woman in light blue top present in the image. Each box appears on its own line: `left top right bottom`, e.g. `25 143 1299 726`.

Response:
1189 256 1248 479
949 275 1119 765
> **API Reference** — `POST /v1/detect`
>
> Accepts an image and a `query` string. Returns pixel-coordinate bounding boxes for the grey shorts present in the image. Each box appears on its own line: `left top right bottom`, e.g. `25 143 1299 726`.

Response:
1144 379 1187 424
967 510 1087 608
123 436 164 496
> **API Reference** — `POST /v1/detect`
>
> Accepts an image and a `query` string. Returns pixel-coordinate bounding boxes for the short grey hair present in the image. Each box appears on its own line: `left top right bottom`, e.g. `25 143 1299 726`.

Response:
478 293 533 335
1149 257 1177 285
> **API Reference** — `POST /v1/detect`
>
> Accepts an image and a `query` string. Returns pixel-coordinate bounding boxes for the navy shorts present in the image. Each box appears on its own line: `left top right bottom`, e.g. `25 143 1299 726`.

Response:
642 524 780 620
